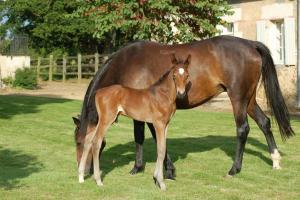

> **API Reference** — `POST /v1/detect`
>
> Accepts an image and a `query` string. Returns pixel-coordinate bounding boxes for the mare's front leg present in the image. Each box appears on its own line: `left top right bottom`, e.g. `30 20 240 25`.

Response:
78 129 97 183
153 122 167 191
147 123 176 180
130 120 145 174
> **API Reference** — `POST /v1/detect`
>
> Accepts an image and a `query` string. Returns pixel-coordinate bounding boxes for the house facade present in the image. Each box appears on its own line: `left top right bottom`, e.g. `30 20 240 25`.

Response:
218 0 296 66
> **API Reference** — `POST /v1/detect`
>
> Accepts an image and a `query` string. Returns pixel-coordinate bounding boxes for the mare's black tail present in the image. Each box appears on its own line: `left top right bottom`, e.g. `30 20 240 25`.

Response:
254 41 295 140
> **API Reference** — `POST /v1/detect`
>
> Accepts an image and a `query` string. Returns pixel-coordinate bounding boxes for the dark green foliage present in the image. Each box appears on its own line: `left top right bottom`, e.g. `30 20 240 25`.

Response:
0 0 232 54
13 67 37 89
0 0 98 56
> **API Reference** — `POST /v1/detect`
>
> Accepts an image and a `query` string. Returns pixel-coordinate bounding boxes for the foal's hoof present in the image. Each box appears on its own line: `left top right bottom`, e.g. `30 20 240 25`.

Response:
96 180 104 187
153 177 167 191
165 169 176 180
273 165 282 170
79 176 84 183
129 165 144 175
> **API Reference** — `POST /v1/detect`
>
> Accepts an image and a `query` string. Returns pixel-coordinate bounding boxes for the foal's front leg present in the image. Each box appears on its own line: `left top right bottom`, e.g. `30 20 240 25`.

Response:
147 122 176 179
92 124 108 187
153 122 167 191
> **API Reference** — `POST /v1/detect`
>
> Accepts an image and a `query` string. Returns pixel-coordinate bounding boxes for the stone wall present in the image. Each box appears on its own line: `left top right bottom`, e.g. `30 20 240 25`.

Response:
256 65 297 110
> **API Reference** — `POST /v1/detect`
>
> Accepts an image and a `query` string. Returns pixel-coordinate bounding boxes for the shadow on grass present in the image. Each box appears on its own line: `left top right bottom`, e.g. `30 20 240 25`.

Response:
100 135 271 178
0 146 44 190
0 95 72 119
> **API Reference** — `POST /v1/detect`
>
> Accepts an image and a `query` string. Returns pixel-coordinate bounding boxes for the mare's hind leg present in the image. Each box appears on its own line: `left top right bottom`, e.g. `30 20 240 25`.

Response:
247 98 281 169
227 97 250 176
130 120 145 174
147 123 176 180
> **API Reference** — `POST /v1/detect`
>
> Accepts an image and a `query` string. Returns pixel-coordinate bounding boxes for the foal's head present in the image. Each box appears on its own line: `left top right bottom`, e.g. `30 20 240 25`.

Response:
72 116 85 164
171 54 191 99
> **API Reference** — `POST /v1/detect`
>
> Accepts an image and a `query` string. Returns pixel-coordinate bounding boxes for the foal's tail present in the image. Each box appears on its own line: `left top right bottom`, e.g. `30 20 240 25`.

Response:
254 41 295 140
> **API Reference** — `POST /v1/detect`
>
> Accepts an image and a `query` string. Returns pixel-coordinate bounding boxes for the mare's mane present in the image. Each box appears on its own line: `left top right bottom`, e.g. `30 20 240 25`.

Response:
77 41 150 138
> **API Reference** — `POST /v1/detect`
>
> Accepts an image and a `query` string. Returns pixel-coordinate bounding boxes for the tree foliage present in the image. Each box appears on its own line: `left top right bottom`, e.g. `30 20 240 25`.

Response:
0 0 98 55
0 0 232 54
74 0 232 45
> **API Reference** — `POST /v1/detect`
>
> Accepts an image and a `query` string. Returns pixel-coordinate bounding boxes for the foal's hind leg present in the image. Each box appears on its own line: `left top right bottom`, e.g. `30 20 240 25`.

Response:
130 120 145 174
147 122 176 180
227 97 250 176
247 98 281 169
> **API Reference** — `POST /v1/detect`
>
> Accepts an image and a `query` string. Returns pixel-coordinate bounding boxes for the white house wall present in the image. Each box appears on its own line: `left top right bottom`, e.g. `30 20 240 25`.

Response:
0 55 30 78
220 0 296 66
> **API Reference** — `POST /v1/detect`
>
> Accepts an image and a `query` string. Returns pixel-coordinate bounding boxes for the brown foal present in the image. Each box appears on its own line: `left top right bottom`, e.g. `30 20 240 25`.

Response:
78 54 191 190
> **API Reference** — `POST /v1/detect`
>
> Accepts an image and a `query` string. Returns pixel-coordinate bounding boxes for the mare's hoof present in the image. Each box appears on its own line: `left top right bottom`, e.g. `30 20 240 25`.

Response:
129 165 144 175
227 166 240 176
224 174 233 179
165 169 176 180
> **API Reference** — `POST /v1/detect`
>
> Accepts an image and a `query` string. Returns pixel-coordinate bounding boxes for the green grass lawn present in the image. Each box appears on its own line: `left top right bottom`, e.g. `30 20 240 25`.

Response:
0 95 299 200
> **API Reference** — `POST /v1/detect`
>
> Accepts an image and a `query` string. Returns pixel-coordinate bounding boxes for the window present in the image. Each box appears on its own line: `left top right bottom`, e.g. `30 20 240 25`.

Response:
256 18 295 66
217 23 234 36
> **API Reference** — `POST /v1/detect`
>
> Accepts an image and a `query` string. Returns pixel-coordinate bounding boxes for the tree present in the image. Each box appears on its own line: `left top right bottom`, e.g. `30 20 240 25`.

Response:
0 0 98 56
74 0 232 47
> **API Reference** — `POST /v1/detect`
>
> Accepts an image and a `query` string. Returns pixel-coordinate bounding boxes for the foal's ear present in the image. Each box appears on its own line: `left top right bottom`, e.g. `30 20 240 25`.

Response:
184 54 191 68
72 117 80 127
171 53 177 64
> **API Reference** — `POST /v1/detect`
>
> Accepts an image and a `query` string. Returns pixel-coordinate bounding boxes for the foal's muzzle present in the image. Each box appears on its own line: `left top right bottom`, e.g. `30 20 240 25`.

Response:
177 91 186 99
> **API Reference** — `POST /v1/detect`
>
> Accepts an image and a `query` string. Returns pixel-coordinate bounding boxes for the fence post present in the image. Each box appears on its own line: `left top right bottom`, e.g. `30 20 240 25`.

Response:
63 55 67 83
49 55 53 82
77 53 82 83
37 57 41 83
95 53 99 74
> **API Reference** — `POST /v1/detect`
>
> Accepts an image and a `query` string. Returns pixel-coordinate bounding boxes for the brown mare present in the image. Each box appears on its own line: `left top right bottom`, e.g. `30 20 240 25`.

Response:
73 35 294 181
77 55 191 190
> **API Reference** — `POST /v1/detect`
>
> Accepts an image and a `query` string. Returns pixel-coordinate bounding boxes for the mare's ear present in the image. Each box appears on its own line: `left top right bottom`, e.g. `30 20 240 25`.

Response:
171 53 177 64
184 54 191 68
72 117 80 127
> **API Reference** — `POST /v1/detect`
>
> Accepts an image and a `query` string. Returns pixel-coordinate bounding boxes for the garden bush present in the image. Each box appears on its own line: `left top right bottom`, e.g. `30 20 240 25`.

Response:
13 67 37 89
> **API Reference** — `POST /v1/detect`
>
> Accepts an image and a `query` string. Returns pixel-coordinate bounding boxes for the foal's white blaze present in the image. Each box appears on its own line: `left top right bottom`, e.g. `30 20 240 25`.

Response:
178 68 185 75
117 105 124 113
271 149 281 169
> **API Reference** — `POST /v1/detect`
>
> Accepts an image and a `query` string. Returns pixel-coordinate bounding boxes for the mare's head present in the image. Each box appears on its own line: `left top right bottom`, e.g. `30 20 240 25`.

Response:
171 54 191 99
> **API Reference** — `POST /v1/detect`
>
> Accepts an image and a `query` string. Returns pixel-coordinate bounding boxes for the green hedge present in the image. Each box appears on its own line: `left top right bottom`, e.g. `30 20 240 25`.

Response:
13 68 37 89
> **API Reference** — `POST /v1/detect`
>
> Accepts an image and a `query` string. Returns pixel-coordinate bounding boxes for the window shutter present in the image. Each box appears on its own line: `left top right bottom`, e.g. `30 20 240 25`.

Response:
284 17 296 65
256 20 266 44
